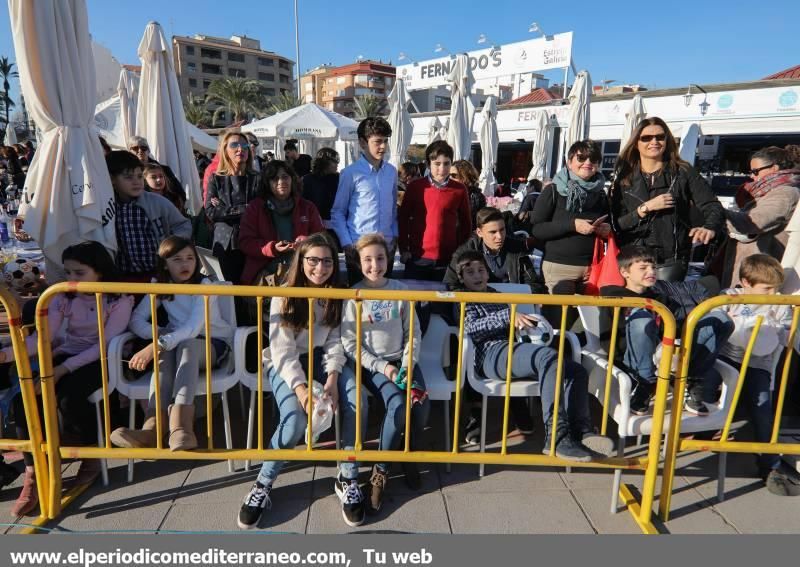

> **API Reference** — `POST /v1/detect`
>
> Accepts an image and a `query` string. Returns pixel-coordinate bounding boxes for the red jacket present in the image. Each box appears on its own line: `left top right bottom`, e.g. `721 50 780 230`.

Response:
238 194 324 284
202 154 220 203
398 177 472 262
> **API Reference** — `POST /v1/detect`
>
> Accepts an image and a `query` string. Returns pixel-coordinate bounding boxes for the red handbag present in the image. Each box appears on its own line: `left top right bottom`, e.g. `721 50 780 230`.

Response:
585 233 624 295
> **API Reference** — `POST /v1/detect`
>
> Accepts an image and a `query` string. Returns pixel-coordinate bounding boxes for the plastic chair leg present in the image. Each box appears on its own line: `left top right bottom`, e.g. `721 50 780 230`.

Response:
443 400 451 473
610 437 625 514
127 402 135 483
221 391 234 473
717 452 727 503
479 395 488 478
244 389 256 471
95 402 109 487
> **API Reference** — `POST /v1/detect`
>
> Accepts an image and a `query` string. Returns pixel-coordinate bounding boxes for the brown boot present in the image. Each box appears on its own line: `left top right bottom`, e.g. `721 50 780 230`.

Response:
168 404 197 451
11 468 38 517
110 410 167 448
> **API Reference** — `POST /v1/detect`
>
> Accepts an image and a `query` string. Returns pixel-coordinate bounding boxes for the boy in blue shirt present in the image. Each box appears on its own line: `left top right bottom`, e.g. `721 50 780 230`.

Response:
330 117 397 285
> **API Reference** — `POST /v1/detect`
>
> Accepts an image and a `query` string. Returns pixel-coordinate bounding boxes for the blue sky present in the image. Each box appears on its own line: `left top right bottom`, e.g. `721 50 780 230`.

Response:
1 0 798 112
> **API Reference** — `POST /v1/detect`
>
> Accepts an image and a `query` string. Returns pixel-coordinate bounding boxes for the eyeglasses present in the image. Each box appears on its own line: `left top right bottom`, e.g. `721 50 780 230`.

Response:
228 142 251 150
130 145 149 152
304 256 334 267
574 154 600 164
749 163 775 176
638 134 666 143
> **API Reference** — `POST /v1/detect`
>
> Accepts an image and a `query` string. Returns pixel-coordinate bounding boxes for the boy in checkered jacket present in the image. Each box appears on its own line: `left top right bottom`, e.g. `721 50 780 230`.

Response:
456 249 612 461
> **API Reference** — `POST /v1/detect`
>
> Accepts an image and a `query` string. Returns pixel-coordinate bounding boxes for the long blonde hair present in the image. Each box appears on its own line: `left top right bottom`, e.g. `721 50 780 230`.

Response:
215 130 254 176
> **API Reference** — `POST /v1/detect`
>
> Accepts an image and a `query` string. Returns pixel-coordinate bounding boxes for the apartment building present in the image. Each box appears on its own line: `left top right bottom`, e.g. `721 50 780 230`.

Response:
300 60 395 118
172 34 294 119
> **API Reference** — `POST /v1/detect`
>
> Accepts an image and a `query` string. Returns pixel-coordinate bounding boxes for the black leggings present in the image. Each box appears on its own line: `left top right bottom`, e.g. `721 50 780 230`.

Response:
5 356 102 466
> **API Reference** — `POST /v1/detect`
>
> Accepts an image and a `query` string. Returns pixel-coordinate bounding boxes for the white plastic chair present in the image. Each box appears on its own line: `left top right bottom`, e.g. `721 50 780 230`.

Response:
418 314 463 472
108 285 240 482
196 247 223 282
577 304 780 511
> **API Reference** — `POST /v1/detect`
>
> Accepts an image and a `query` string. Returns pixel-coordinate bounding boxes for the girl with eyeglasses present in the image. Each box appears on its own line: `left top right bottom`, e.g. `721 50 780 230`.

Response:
237 232 368 530
239 160 324 286
205 130 261 283
531 140 611 299
610 117 724 281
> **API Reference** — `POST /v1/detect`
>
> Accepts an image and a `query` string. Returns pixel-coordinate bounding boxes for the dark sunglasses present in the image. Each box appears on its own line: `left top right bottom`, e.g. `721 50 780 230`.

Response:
130 145 149 151
749 163 775 176
228 142 251 150
639 134 666 143
574 154 600 164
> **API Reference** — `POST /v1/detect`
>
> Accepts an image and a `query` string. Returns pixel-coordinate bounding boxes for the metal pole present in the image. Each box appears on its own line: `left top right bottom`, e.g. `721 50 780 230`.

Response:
563 64 569 99
294 0 301 99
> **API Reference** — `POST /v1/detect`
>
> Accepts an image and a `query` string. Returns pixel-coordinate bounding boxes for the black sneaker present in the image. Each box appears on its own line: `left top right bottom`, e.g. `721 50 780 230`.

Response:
510 398 535 435
542 429 593 462
334 474 365 527
684 381 709 416
765 467 800 497
402 461 422 490
237 481 271 529
0 460 20 488
464 414 481 445
630 380 655 416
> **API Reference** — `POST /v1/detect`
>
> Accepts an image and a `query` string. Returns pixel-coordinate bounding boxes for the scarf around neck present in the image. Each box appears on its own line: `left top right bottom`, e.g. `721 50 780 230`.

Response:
553 168 606 213
266 194 295 216
743 169 800 203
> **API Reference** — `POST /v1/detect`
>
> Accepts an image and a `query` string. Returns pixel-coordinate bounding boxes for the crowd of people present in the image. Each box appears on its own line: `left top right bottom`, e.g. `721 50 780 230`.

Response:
1 114 800 530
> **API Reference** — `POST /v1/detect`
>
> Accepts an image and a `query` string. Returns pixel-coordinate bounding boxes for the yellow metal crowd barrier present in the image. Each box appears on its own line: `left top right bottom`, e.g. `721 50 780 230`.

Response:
29 281 678 533
0 287 50 521
659 294 800 521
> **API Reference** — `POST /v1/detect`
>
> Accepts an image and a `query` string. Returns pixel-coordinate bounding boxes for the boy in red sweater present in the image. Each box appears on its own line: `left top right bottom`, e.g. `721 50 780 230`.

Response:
398 141 472 281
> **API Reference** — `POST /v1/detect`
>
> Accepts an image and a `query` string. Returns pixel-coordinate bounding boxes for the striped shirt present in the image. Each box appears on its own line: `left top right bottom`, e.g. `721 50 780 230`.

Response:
115 199 158 274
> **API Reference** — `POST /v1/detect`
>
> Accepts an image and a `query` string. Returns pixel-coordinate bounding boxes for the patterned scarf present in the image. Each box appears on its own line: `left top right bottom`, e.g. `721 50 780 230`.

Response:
738 169 800 208
553 168 607 213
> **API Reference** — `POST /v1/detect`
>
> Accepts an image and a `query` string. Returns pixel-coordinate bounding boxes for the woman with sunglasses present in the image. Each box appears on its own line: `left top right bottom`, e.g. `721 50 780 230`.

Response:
531 139 611 296
239 160 325 286
719 146 800 287
610 117 724 281
205 130 261 283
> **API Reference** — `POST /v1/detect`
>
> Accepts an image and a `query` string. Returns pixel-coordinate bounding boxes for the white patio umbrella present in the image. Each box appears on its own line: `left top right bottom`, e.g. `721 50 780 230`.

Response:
136 21 202 214
620 94 646 149
427 116 444 144
477 95 499 197
679 123 702 164
565 70 592 151
446 54 476 161
9 0 117 274
386 78 414 168
4 122 17 145
117 67 139 144
528 111 553 182
242 103 359 140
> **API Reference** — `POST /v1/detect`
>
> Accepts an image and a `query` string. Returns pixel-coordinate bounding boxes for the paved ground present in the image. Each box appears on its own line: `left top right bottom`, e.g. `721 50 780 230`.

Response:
2 394 799 535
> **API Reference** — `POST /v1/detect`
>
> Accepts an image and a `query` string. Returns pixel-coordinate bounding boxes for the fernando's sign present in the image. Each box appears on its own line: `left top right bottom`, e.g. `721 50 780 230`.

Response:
397 32 573 91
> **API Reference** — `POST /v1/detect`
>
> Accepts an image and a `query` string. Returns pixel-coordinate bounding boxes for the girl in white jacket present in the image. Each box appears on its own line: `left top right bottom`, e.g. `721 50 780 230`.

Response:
237 233 368 530
111 236 234 451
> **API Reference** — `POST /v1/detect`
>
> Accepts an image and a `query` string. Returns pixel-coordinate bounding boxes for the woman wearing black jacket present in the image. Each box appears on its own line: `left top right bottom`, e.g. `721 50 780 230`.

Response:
531 140 611 295
610 117 724 281
205 131 261 283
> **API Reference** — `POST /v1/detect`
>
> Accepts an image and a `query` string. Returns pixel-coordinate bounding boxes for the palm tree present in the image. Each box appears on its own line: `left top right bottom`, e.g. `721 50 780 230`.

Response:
353 94 387 120
183 93 210 127
0 56 19 131
267 90 302 115
204 77 263 126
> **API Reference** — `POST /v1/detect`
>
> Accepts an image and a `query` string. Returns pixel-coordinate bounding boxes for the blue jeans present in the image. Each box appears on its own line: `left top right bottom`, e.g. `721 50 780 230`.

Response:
624 309 734 383
482 342 592 435
256 349 368 485
360 363 431 471
704 357 780 473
